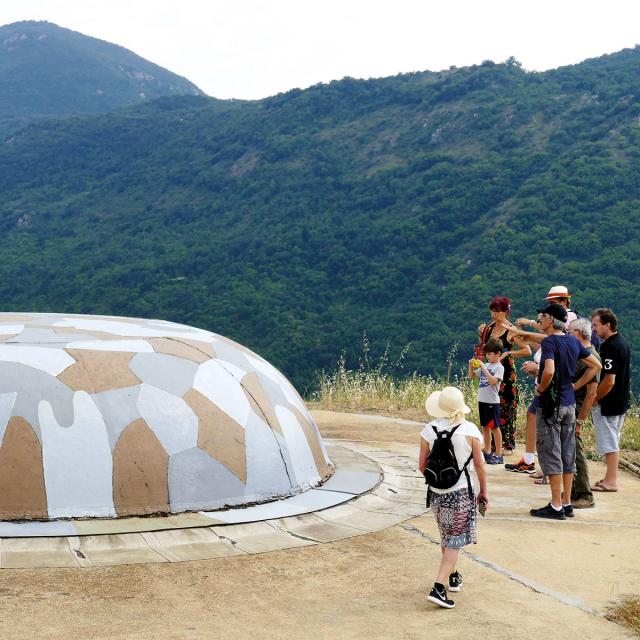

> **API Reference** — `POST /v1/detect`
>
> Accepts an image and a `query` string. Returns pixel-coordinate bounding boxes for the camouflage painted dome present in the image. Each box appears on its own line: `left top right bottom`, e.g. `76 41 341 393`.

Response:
0 313 332 520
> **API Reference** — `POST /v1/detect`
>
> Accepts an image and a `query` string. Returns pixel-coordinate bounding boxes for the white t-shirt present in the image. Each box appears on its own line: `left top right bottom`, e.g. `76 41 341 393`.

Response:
475 362 504 404
420 418 482 494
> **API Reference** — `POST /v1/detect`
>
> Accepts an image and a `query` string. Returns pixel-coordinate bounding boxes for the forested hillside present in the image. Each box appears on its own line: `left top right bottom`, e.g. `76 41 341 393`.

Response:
0 21 203 136
1 49 639 392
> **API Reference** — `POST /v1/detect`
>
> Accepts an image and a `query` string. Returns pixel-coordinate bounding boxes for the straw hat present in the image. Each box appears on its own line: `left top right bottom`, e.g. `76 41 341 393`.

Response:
546 285 571 300
425 386 471 418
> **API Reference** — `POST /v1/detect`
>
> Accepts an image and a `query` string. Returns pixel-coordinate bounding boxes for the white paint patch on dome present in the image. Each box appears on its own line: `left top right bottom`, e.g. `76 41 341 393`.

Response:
193 359 251 426
214 358 249 381
65 340 155 353
54 318 217 342
275 405 320 488
246 354 307 415
0 345 75 376
136 384 198 455
0 392 17 443
39 392 115 518
0 324 24 335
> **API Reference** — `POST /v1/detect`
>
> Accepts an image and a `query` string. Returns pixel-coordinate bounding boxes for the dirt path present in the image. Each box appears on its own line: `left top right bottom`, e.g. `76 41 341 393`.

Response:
0 411 637 639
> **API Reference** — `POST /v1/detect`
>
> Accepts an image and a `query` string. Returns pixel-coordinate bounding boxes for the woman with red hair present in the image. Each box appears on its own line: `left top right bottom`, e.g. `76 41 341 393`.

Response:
478 297 530 451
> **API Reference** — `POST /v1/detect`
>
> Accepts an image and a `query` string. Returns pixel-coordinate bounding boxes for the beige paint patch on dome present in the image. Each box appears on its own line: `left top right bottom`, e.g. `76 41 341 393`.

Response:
0 417 48 520
290 406 332 478
113 419 170 516
186 389 247 482
175 338 217 359
0 314 32 322
241 372 283 436
0 335 18 343
148 338 212 364
59 350 142 393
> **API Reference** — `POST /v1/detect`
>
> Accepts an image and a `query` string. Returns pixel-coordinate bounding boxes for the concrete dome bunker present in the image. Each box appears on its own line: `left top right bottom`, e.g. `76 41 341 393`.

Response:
0 313 333 521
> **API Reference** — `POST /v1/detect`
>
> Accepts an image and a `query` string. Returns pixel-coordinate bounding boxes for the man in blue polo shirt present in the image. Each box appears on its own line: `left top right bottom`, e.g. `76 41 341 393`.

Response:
591 308 631 493
508 303 602 519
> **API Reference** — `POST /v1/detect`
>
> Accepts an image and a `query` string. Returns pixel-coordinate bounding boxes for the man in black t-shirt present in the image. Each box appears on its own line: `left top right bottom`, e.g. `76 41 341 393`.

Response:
591 308 631 492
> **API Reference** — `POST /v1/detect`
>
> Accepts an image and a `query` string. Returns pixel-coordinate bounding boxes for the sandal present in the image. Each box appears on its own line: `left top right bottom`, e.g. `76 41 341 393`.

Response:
534 476 549 485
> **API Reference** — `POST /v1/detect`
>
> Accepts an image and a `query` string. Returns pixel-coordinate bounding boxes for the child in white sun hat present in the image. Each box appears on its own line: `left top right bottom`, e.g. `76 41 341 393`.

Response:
419 386 488 609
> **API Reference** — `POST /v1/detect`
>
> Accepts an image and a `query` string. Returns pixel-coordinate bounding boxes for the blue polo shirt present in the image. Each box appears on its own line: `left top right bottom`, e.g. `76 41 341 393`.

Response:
537 334 592 406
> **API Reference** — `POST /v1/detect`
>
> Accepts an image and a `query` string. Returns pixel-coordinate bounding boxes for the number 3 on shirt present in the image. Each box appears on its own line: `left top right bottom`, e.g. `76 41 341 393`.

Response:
604 359 613 371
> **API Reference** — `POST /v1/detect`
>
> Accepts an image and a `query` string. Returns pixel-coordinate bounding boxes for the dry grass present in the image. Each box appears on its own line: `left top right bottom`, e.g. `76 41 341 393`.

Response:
607 596 640 636
308 355 640 455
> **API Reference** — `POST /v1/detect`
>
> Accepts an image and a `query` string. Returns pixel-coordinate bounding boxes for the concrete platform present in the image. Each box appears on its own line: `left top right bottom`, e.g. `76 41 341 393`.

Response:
0 440 427 567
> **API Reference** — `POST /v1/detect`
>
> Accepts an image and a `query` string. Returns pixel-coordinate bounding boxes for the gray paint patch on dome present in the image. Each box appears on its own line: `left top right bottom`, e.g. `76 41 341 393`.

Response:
168 447 246 512
1 363 75 434
243 413 293 501
253 372 293 410
129 353 198 396
137 384 198 455
208 341 254 374
92 386 142 450
8 329 80 345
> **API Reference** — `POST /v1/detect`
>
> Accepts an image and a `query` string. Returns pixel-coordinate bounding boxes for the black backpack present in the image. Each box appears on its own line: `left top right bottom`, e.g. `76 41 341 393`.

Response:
424 425 473 502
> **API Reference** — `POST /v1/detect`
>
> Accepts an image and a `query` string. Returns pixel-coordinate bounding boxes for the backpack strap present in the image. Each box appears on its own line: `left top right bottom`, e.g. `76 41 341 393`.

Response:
461 452 474 497
431 424 461 438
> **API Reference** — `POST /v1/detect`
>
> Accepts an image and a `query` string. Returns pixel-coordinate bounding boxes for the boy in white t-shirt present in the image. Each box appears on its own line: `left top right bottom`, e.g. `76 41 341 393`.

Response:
468 338 505 464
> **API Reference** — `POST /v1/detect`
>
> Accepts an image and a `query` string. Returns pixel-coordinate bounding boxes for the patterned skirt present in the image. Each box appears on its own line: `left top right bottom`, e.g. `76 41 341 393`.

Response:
431 487 477 549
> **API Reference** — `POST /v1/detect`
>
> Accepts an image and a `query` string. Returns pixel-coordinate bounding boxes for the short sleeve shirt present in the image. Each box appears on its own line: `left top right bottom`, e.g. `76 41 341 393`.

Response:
475 362 504 404
599 333 631 416
537 334 591 406
420 419 482 494
573 345 601 408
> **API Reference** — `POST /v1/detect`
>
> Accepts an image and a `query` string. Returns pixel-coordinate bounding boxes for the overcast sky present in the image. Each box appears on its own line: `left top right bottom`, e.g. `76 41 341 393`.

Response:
2 1 639 99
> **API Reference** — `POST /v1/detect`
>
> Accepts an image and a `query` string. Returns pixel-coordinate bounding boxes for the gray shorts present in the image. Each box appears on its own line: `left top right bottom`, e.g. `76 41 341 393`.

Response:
591 404 626 454
536 405 576 475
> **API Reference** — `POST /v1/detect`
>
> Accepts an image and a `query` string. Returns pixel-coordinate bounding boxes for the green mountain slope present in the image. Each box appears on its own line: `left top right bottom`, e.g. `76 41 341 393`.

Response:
0 20 203 136
0 51 638 392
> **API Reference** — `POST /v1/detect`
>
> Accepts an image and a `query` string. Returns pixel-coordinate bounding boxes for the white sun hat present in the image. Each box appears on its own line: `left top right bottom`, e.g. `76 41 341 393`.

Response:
425 386 471 418
546 285 572 300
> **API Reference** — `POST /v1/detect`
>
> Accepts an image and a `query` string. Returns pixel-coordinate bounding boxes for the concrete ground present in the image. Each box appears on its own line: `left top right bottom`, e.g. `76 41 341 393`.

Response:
0 410 638 640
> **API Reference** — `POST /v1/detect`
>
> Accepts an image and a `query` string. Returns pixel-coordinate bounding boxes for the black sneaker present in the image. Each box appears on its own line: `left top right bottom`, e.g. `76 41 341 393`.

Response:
563 505 574 518
448 571 462 592
427 583 455 608
530 503 566 520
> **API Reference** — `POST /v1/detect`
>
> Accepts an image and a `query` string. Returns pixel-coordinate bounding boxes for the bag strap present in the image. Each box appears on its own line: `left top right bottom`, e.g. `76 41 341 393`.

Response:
431 424 461 439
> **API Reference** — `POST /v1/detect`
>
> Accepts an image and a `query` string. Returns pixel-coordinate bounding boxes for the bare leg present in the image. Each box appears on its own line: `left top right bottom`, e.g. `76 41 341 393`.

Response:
562 472 573 503
436 547 460 586
483 427 491 454
525 411 536 454
493 426 503 456
602 452 619 489
549 474 563 508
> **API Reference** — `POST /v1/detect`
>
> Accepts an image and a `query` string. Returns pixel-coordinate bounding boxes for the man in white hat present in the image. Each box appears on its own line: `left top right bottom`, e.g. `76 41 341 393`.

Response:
516 285 577 330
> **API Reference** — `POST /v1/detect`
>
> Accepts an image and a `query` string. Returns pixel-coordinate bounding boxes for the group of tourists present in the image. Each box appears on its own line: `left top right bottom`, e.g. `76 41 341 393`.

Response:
419 285 632 609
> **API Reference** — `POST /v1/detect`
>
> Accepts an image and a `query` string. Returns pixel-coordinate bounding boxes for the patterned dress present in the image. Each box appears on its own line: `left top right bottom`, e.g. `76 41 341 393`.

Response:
480 323 519 450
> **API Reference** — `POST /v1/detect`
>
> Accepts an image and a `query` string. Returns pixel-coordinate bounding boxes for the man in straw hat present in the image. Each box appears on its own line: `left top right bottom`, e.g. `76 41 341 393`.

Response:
419 386 488 608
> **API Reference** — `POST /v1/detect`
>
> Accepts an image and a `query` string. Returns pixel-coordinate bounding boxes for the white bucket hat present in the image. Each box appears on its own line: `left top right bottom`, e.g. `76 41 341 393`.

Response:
425 386 471 418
